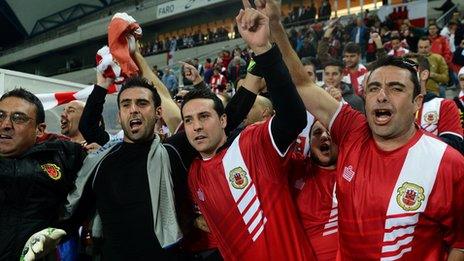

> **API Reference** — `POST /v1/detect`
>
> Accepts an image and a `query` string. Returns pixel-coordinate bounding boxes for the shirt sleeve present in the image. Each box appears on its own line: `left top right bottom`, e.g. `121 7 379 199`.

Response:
451 173 464 249
439 148 464 249
224 87 257 135
78 85 110 146
253 44 307 155
239 119 290 182
438 99 464 138
329 103 370 148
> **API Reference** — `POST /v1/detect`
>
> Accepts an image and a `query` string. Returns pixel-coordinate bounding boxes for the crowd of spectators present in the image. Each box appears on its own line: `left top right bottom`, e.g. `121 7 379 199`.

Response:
158 5 464 101
2 1 464 261
140 26 232 56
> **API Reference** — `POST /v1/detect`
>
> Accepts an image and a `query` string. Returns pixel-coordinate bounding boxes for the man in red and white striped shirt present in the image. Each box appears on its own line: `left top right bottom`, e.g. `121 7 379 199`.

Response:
182 7 314 260
210 67 227 93
342 43 369 96
261 0 464 259
290 120 339 261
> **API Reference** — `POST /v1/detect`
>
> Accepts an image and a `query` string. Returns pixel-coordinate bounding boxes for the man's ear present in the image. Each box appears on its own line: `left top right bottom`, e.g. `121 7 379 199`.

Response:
413 93 424 112
420 69 430 82
220 114 227 129
36 123 46 137
155 106 163 120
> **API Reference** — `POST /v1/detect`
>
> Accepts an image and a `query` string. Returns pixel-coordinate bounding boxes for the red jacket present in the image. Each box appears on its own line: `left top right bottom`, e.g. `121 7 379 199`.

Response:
429 35 453 65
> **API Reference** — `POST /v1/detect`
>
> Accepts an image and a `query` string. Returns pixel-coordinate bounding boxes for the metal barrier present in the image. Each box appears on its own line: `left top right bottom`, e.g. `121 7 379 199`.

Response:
436 3 459 28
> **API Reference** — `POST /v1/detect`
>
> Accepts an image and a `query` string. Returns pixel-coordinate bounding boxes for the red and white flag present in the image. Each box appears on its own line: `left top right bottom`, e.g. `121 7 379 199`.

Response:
36 84 119 111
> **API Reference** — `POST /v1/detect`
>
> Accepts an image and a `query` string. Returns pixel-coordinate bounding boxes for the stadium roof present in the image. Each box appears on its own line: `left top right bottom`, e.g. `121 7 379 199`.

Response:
0 0 119 50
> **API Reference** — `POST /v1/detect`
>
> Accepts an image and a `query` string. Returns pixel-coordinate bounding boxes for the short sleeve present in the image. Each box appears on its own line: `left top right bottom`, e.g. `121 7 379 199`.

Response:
329 103 370 147
438 100 464 138
238 119 290 182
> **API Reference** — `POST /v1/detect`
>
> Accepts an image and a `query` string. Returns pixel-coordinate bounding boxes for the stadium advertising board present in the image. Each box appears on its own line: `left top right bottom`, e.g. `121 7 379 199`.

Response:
157 0 228 19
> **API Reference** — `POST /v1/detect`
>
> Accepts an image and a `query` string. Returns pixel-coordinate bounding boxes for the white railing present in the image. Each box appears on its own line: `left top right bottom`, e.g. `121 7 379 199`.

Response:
436 3 459 28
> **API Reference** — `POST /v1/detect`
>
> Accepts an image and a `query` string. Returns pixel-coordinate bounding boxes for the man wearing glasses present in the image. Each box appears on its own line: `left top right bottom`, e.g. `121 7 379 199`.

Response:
258 0 464 259
0 88 86 260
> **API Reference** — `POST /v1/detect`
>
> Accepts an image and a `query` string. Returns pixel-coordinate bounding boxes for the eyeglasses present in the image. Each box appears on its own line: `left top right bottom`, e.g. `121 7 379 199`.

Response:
0 111 34 125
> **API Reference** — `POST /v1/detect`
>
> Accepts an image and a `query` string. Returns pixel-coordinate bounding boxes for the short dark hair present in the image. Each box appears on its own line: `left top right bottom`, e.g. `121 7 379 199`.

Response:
0 88 45 124
367 56 421 98
418 36 430 43
343 42 361 54
301 57 314 67
323 58 344 72
181 88 225 118
117 76 161 108
390 35 401 42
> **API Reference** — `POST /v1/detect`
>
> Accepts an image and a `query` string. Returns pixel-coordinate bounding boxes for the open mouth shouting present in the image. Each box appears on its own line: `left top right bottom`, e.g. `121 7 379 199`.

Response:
0 134 12 141
129 118 143 132
373 108 393 125
60 119 68 130
319 141 331 155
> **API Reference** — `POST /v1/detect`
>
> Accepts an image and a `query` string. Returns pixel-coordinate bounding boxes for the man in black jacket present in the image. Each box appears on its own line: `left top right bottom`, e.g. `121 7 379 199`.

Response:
0 88 86 260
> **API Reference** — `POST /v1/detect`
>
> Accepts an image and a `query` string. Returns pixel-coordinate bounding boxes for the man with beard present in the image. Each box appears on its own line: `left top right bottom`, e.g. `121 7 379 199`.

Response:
290 120 339 261
60 41 260 260
341 43 368 96
258 0 464 259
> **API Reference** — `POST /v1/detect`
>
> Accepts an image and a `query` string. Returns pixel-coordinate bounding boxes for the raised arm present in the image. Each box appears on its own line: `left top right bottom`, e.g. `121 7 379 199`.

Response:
317 26 335 66
237 3 307 153
132 51 182 133
79 72 112 146
225 72 263 133
254 0 339 128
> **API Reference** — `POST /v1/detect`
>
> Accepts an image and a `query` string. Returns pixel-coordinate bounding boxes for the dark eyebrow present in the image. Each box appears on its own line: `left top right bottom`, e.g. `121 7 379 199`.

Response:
120 98 131 104
367 81 382 88
198 111 211 116
386 81 407 88
0 110 27 115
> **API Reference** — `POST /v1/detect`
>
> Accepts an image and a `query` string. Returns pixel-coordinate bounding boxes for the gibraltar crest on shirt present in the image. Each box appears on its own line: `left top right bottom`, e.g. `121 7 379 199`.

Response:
229 167 249 189
423 111 438 125
396 182 425 211
41 163 62 181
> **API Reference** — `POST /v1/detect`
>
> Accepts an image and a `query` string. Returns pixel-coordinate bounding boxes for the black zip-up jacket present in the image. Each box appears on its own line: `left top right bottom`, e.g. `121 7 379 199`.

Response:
0 141 86 260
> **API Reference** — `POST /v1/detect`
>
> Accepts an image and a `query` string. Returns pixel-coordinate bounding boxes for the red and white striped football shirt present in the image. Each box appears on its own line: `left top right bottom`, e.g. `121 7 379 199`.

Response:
290 161 339 261
330 104 464 260
189 119 315 261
